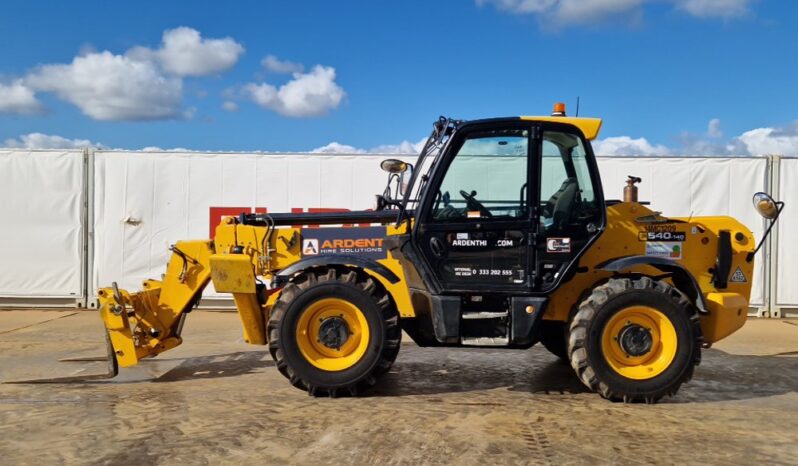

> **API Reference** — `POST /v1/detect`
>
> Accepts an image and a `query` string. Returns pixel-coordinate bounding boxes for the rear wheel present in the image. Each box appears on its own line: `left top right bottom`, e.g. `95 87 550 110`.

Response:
568 277 701 403
268 267 401 397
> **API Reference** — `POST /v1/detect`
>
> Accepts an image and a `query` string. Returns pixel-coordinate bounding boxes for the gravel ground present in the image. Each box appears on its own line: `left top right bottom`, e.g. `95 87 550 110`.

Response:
0 310 796 465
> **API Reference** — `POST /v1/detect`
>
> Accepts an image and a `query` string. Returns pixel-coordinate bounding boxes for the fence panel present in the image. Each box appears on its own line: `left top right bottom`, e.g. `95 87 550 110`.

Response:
0 150 85 303
776 157 798 307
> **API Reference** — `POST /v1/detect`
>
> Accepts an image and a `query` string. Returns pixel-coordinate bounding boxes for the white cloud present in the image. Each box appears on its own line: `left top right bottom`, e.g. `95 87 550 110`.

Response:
707 118 723 138
311 142 367 154
371 138 428 154
312 138 426 154
477 0 753 24
0 80 42 114
478 0 643 24
593 136 671 156
672 118 750 155
3 132 99 149
261 55 304 74
129 27 244 77
735 124 798 156
674 0 750 18
552 0 644 25
222 100 238 112
25 51 183 121
245 65 345 117
476 0 556 14
595 119 798 157
14 27 244 121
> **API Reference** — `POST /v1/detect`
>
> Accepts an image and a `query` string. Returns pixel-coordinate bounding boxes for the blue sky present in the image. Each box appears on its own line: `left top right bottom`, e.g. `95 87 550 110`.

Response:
0 0 797 155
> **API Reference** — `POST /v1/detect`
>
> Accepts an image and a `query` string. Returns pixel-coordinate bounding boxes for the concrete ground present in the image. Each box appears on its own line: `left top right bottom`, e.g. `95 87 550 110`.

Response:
0 310 796 465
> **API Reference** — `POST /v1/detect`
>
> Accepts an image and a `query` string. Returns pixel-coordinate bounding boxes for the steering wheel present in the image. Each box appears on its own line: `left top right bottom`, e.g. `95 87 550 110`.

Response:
460 190 492 218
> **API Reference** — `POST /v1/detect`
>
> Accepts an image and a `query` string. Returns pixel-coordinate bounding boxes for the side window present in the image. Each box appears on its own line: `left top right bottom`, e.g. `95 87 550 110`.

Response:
433 129 528 221
540 131 599 232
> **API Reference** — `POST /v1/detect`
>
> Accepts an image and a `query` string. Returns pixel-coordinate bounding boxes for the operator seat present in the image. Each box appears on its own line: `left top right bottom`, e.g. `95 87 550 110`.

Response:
544 177 578 230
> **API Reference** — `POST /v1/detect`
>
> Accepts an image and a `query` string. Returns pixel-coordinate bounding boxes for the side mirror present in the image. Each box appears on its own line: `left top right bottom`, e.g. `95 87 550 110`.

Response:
380 159 408 174
399 164 413 196
752 192 780 220
747 192 785 262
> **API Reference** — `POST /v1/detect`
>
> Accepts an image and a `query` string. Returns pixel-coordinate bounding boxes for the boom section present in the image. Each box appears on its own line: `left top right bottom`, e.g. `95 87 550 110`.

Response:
98 240 215 367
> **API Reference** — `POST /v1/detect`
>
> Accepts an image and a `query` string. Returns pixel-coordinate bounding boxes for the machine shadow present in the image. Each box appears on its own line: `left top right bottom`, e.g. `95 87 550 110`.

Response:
140 345 796 404
369 346 588 398
153 351 274 382
666 349 798 404
368 346 798 403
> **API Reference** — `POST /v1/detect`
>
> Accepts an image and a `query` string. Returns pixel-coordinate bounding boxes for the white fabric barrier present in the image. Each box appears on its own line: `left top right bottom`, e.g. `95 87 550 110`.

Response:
92 151 769 307
776 158 798 306
0 150 85 299
597 156 769 306
92 151 411 296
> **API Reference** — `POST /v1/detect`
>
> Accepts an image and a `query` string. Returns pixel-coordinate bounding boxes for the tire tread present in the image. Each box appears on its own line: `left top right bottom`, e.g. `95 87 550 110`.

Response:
267 266 401 397
567 277 702 403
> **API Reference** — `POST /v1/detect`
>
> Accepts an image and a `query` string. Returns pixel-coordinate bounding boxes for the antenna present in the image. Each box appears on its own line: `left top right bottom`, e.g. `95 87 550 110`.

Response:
575 96 580 117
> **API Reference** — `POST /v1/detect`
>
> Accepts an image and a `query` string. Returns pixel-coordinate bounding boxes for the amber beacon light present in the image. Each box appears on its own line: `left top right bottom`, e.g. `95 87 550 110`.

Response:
551 102 567 116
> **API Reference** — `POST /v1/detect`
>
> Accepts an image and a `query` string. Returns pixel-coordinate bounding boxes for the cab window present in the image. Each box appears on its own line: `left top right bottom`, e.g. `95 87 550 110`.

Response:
540 130 599 232
432 128 529 221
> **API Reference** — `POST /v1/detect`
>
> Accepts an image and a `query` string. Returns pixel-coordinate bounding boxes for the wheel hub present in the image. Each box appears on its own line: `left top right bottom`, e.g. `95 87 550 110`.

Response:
618 324 653 357
318 316 350 350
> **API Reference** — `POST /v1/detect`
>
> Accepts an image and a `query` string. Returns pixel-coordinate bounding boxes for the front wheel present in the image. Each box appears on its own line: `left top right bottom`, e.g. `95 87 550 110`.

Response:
568 277 702 403
268 267 401 397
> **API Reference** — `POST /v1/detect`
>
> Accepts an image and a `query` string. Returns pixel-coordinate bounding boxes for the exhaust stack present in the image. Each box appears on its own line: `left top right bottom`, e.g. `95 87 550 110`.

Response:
624 176 642 203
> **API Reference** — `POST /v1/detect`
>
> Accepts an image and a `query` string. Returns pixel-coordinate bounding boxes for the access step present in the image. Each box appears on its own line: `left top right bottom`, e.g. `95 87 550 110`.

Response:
461 337 510 346
461 311 509 320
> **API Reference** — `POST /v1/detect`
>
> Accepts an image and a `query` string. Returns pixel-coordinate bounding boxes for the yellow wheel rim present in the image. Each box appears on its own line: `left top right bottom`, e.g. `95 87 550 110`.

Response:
600 306 678 380
295 298 370 372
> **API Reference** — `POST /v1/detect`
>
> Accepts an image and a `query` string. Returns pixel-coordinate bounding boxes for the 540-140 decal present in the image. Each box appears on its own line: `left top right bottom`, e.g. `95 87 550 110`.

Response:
638 231 687 242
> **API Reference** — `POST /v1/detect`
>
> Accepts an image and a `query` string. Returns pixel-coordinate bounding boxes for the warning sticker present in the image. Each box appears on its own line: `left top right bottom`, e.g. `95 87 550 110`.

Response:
645 241 682 260
730 266 747 283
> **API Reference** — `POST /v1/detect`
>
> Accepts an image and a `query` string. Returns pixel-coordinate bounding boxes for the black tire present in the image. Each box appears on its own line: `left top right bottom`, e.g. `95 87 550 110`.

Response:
568 277 702 403
267 267 401 397
539 321 569 363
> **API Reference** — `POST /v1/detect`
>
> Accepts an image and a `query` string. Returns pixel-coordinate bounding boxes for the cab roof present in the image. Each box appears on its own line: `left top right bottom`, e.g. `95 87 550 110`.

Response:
459 116 603 141
520 116 603 140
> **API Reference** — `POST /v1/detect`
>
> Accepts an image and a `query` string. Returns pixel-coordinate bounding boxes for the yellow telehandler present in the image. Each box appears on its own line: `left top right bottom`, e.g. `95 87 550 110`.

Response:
89 104 782 402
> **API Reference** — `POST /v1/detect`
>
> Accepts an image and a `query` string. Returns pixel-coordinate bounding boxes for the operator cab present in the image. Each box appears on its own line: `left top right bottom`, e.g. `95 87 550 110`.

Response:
387 104 606 346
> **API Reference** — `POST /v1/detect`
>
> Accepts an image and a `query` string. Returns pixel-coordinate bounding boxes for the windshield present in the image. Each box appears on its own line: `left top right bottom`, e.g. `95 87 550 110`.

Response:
401 117 460 211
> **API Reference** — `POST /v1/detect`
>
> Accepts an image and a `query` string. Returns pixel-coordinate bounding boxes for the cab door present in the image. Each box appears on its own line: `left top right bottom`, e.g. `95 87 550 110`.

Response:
413 122 536 293
534 123 605 291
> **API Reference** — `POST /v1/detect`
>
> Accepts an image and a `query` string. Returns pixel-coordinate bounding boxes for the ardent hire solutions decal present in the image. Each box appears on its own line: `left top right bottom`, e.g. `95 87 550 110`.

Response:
301 226 387 260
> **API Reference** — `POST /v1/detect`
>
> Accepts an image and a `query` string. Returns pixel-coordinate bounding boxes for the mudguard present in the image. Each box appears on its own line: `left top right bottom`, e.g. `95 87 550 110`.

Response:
271 254 400 287
598 255 708 314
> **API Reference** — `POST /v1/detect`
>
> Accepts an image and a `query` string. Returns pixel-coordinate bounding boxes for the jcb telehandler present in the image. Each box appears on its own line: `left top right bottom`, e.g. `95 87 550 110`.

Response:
94 104 783 402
